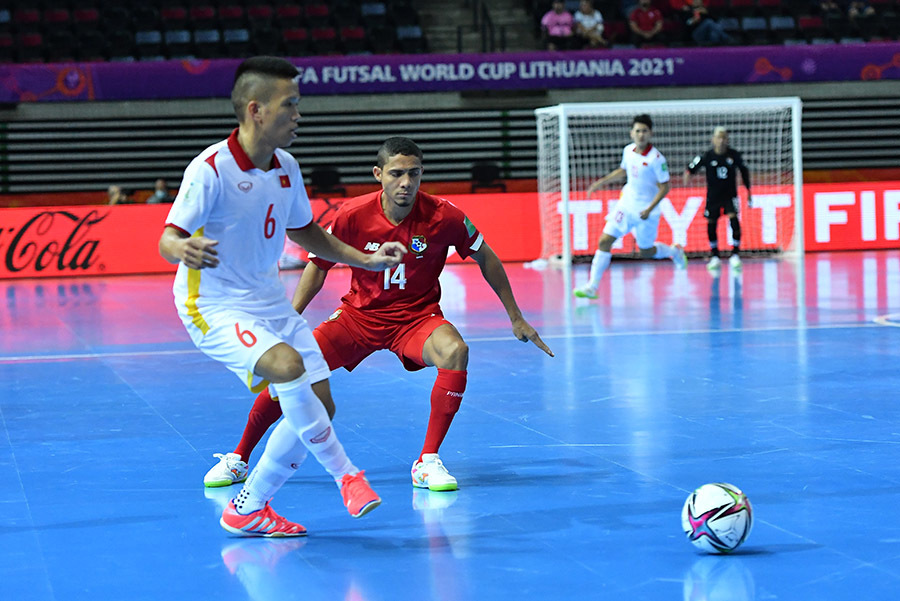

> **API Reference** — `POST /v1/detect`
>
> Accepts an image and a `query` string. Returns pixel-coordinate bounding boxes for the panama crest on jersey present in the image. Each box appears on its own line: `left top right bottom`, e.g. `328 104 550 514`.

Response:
410 235 427 256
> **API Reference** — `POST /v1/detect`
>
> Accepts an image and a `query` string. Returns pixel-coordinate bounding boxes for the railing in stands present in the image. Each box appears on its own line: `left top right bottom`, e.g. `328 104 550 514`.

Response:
458 0 506 53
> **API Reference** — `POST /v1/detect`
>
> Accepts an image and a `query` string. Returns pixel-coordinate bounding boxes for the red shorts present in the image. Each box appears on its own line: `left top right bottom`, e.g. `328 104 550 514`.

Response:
312 305 450 372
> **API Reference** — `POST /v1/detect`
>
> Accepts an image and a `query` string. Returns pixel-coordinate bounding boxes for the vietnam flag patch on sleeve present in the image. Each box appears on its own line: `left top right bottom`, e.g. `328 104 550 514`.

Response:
280 175 290 188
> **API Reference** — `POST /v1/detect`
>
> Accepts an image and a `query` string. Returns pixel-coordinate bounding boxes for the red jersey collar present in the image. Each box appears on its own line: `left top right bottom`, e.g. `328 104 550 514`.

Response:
226 128 282 172
633 143 653 156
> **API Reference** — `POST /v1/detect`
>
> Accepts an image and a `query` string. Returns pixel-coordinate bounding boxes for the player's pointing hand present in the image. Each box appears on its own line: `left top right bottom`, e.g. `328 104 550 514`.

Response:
367 241 407 271
512 317 554 357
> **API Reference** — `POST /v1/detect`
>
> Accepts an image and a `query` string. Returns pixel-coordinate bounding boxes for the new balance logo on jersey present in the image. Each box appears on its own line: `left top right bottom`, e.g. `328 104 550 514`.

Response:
364 242 381 251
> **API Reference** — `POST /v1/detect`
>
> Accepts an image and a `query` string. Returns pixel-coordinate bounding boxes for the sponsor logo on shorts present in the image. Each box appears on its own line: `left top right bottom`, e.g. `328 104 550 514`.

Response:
310 426 332 444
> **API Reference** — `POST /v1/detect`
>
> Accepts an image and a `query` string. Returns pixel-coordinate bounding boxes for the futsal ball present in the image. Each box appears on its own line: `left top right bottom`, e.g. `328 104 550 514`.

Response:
681 482 753 553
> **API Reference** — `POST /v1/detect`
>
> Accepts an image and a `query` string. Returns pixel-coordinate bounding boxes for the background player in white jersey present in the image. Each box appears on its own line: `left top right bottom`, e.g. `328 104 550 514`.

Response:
573 114 686 300
683 126 751 273
158 56 406 537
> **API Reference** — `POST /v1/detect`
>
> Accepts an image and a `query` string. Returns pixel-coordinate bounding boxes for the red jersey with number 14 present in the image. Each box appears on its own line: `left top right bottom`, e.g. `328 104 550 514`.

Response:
311 190 483 324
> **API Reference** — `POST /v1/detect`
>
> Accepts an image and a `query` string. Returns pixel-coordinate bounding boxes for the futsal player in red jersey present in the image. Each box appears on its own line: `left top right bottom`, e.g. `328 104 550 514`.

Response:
205 136 554 492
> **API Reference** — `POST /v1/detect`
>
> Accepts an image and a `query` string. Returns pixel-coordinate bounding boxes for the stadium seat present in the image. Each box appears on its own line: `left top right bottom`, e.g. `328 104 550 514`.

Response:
132 5 161 30
340 26 368 53
246 4 274 30
190 5 217 31
72 8 101 31
275 5 303 29
0 9 10 34
108 30 137 61
282 27 310 56
160 6 188 30
756 0 781 12
164 29 193 58
717 16 741 38
12 8 41 33
222 28 252 57
135 30 164 59
796 15 826 40
45 29 78 63
193 28 222 58
310 27 339 54
218 5 246 31
769 15 797 43
333 1 362 27
250 26 280 55
42 8 71 31
396 25 426 53
740 16 769 45
727 0 757 18
0 32 13 63
102 6 133 32
308 168 347 198
470 162 507 193
78 29 107 62
16 32 44 62
367 25 396 53
305 4 332 29
602 20 627 44
361 2 388 29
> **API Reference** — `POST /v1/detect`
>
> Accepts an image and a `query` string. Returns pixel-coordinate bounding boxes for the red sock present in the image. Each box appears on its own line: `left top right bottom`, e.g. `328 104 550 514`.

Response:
420 368 466 460
233 388 283 463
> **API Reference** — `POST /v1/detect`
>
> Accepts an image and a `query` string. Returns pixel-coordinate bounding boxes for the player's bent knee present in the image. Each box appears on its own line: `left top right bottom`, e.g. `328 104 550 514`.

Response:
257 343 307 383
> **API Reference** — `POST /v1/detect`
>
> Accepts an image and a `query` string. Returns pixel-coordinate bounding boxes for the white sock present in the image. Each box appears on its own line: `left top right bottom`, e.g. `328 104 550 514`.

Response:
587 250 611 288
653 242 674 259
233 420 308 515
273 375 357 486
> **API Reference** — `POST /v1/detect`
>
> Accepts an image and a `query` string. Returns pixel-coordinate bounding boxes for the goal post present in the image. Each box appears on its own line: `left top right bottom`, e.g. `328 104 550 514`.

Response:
534 97 803 267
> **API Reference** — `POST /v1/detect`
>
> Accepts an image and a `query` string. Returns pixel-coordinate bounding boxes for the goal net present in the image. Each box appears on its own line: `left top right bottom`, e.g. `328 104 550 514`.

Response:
534 98 803 266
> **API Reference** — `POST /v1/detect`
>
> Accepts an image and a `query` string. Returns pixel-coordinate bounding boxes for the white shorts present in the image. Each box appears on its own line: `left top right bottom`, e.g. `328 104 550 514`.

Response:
602 205 661 249
183 309 331 393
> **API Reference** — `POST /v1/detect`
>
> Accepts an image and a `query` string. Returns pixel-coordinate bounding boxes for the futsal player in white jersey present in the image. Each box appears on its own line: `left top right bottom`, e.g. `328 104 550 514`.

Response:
573 114 686 300
159 56 406 537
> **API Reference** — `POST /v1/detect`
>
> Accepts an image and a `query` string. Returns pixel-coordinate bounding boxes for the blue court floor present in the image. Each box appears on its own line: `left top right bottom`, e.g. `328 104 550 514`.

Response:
2 251 899 601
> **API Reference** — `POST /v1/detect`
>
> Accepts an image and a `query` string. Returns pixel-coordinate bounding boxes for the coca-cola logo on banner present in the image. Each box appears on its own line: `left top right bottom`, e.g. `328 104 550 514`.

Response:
0 209 108 273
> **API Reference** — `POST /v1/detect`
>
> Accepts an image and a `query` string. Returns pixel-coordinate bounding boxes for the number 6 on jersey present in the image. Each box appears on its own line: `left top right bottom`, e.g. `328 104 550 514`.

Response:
384 263 406 289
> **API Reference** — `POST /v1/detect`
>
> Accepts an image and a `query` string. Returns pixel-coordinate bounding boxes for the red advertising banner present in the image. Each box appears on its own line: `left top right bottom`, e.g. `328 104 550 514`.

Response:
804 181 900 251
0 193 541 280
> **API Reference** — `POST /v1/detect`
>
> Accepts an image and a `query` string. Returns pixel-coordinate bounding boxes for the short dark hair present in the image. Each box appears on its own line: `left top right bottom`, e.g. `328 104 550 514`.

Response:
231 56 299 121
376 137 423 168
633 114 653 130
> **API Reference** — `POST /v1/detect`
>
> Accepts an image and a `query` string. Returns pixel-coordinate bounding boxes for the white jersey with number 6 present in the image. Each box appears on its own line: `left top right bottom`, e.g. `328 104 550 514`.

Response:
165 129 313 325
618 142 669 214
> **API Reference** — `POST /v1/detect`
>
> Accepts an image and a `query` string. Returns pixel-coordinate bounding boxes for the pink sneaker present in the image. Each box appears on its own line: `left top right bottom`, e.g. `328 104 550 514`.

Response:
220 500 307 537
340 470 381 518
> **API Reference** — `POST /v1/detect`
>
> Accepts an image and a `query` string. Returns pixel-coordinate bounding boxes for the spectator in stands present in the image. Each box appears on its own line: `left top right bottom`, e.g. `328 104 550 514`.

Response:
683 0 732 45
574 0 608 48
629 0 664 47
848 1 875 21
107 184 135 205
541 0 575 50
818 0 843 17
147 178 175 204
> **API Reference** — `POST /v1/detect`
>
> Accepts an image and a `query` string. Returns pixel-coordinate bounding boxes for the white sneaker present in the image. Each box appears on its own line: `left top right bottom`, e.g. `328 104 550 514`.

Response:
706 256 721 272
729 253 742 271
672 244 687 269
573 284 598 300
204 452 248 488
411 453 458 491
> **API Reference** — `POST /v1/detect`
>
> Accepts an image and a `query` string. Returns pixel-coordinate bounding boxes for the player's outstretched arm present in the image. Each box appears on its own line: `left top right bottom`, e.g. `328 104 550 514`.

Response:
292 261 327 314
158 226 219 269
587 167 626 197
288 222 406 271
472 243 554 357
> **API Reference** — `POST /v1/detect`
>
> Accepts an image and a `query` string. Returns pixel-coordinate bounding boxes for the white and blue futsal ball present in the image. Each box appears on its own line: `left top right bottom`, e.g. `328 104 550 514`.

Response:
681 482 753 553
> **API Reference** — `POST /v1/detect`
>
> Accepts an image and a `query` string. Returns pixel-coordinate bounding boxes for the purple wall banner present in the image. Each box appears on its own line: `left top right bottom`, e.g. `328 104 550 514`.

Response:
1 44 899 102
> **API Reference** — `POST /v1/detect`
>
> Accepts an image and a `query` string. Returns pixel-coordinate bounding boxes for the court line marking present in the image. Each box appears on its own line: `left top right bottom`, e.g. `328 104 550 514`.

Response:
873 313 900 327
0 321 885 364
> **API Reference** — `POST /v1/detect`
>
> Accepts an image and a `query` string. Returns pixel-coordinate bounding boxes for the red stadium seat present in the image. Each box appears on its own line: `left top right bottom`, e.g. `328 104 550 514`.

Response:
282 27 310 56
310 26 338 54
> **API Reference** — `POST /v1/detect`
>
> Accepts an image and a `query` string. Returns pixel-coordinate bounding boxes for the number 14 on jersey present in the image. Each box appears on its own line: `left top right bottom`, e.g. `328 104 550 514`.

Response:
384 264 406 289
